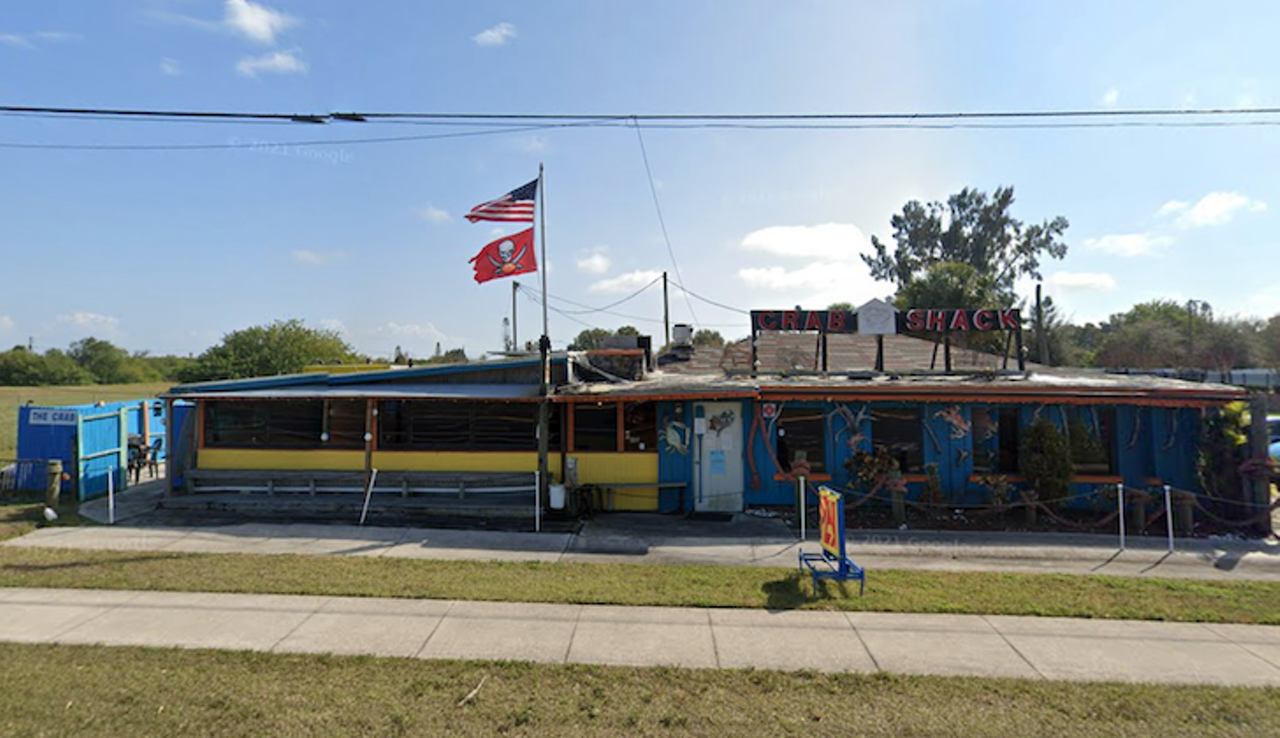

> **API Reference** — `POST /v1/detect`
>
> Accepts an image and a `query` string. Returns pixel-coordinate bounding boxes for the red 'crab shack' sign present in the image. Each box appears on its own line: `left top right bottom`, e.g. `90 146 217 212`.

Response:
749 308 1021 334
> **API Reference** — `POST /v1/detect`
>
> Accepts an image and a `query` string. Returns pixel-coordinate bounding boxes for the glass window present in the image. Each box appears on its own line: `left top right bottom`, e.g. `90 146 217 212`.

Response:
776 406 826 473
997 407 1021 473
204 400 323 449
377 400 545 451
872 407 923 473
623 402 657 452
325 400 366 448
574 403 618 452
1070 407 1115 474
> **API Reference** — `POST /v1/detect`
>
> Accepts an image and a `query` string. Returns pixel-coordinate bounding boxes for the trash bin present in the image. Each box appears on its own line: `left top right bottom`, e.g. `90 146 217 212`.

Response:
549 484 566 510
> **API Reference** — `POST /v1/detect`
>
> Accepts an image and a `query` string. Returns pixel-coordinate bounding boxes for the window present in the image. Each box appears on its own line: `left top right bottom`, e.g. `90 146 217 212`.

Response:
325 400 366 449
1070 407 1115 475
872 407 923 473
972 406 1022 474
574 403 618 452
378 400 548 451
776 406 826 473
204 400 324 449
623 402 657 452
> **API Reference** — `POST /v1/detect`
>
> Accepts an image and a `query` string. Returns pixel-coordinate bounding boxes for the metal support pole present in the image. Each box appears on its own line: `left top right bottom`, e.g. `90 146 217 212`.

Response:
107 466 115 525
1117 482 1126 551
1163 484 1175 553
511 280 519 351
797 475 807 541
358 468 378 526
534 470 542 533
662 271 670 349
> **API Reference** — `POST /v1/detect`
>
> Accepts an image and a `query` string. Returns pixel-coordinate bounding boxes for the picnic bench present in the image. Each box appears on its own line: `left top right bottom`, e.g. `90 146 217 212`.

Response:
798 486 866 596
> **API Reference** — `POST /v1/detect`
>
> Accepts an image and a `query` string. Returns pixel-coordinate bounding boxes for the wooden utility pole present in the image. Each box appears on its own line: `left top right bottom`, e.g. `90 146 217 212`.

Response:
1035 283 1050 366
662 271 670 348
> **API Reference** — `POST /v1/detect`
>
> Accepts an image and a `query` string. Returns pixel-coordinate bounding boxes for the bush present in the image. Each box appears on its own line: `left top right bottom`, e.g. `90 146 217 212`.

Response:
1019 417 1073 502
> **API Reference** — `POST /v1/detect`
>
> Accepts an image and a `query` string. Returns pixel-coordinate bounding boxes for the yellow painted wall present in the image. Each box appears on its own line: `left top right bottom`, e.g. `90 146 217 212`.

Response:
571 453 660 511
199 448 365 471
372 451 562 473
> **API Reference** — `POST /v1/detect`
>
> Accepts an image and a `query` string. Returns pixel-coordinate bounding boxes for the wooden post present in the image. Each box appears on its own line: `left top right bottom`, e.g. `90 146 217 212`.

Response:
45 459 62 509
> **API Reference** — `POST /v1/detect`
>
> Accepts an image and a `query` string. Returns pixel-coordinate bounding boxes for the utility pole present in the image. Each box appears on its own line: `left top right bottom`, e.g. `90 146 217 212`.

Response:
662 271 670 349
511 280 519 351
1035 283 1050 366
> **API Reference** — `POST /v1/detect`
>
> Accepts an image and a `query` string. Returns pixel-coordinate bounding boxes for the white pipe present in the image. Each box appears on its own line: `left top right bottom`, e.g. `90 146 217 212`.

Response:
358 468 379 526
107 467 115 526
1164 484 1175 553
534 470 541 533
1117 482 1125 551
798 475 806 542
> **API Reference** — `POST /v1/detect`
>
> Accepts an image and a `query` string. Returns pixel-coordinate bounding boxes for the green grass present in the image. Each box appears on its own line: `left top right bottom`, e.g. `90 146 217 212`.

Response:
0 382 170 459
0 643 1276 737
0 497 91 542
2 542 1280 623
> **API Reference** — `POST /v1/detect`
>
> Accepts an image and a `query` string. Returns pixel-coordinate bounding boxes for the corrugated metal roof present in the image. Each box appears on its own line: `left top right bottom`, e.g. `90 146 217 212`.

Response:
168 383 542 401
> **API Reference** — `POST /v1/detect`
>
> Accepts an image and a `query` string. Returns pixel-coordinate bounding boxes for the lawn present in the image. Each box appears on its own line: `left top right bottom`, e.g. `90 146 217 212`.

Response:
0 643 1275 737
0 382 171 458
3 542 1280 624
0 498 91 542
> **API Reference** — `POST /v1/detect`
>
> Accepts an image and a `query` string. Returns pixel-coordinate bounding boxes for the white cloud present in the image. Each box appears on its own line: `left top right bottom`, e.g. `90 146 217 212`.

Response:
1047 271 1117 292
160 58 182 76
590 270 663 294
0 30 79 49
740 222 873 260
318 318 347 335
1083 233 1175 257
1101 88 1119 107
576 250 611 275
0 315 14 334
1154 200 1188 218
57 312 120 332
417 206 452 224
236 49 307 77
472 22 516 47
374 321 448 344
291 249 342 266
1170 191 1266 229
223 0 297 45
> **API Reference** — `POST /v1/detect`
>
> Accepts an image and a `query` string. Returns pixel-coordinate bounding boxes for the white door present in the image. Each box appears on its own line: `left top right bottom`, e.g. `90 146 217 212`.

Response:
695 402 744 512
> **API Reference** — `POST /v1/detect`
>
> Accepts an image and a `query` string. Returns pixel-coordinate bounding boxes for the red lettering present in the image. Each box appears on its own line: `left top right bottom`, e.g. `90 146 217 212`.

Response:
755 312 777 330
804 311 823 331
905 310 925 331
926 310 945 332
782 311 800 330
950 310 971 331
972 309 994 330
828 311 847 332
999 309 1020 330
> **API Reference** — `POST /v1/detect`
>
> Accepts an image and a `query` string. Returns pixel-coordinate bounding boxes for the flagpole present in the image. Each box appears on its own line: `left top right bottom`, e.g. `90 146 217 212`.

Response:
536 163 550 527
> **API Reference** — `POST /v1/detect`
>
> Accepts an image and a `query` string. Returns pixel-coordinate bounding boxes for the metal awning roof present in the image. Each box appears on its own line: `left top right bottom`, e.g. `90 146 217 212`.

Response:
166 383 542 401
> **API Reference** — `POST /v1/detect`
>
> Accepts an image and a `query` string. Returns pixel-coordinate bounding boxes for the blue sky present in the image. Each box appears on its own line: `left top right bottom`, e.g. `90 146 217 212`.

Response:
2 1 1279 359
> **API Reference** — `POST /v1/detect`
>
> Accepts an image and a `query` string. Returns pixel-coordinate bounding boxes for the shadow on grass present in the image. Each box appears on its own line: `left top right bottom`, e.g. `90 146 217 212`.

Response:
0 553 185 573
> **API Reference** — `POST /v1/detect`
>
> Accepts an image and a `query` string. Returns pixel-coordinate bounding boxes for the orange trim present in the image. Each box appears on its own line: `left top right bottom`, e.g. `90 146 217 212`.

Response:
773 473 833 482
757 391 1235 407
196 401 205 450
903 473 929 483
964 473 1125 484
556 392 757 403
1144 477 1165 486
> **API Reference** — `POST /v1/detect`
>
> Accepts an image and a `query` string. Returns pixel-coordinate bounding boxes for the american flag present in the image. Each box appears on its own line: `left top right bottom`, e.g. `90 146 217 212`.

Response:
465 179 538 223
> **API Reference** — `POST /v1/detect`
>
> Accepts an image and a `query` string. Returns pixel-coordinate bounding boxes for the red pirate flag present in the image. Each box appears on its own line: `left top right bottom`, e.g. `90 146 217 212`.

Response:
469 227 537 283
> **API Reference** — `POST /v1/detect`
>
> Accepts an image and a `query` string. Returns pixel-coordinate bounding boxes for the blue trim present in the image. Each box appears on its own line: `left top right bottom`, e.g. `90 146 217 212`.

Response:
168 357 570 394
168 373 328 395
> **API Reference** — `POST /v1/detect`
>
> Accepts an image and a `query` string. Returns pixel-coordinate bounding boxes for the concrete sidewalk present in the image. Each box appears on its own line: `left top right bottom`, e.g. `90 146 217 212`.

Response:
10 516 1280 581
2 587 1279 685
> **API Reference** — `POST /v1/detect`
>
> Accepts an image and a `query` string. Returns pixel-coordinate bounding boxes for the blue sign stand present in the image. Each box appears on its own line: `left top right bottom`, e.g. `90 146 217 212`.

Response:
798 485 866 596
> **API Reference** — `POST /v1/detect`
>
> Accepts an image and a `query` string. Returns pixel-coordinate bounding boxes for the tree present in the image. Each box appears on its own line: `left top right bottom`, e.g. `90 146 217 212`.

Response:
425 347 468 365
68 337 161 384
1091 300 1260 370
179 319 357 382
692 329 725 348
567 326 642 351
863 186 1069 303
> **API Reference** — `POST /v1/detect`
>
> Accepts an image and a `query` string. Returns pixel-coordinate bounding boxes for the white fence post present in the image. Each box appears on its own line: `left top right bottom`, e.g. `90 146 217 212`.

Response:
1163 484 1175 553
534 470 542 533
107 466 115 526
1117 482 1126 551
798 475 807 541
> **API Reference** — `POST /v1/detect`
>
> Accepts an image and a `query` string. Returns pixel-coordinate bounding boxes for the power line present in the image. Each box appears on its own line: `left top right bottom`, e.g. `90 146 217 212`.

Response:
632 118 698 325
11 104 1280 123
668 280 751 315
541 275 662 315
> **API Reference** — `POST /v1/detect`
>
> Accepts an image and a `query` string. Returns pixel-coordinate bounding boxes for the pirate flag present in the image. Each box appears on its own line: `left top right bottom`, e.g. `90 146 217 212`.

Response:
469 227 537 283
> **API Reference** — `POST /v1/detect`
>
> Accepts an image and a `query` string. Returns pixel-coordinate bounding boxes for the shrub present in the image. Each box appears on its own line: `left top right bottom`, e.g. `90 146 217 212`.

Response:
1019 417 1073 503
